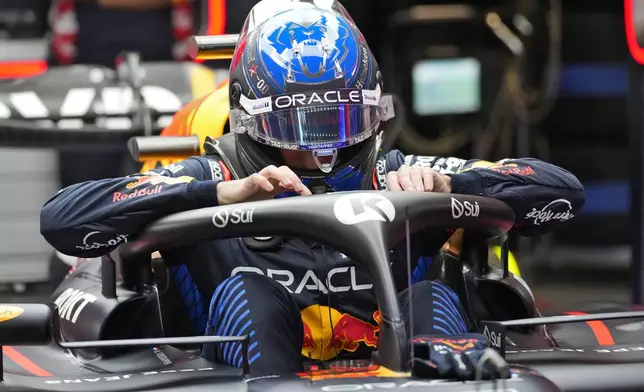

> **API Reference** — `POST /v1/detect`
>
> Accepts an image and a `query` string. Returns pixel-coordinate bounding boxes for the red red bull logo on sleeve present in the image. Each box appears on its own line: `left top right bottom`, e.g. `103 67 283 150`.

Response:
301 305 381 361
113 185 163 203
112 175 196 203
492 164 535 176
468 160 535 176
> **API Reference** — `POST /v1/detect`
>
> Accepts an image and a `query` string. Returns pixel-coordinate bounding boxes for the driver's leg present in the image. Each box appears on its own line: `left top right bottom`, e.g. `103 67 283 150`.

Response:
398 280 469 336
202 273 304 374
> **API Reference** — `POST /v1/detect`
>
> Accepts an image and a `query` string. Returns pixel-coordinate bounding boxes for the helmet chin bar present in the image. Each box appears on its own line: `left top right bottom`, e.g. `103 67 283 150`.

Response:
312 148 338 174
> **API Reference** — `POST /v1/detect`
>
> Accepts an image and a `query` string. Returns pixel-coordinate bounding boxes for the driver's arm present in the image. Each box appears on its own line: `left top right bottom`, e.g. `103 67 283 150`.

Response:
385 152 585 235
40 157 225 258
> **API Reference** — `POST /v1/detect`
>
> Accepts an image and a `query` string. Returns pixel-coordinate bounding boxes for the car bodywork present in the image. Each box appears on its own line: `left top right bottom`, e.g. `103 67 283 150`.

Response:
2 192 644 392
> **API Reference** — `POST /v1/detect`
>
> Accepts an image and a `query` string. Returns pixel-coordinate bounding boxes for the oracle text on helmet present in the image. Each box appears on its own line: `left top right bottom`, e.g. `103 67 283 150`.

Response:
274 90 362 110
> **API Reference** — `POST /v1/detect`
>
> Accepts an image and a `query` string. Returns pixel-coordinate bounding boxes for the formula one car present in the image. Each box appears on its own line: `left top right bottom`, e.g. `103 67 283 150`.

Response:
3 192 644 392
0 50 229 148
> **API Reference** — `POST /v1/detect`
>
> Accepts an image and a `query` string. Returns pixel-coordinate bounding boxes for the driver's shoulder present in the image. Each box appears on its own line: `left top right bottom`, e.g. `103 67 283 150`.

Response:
183 154 233 182
141 155 232 182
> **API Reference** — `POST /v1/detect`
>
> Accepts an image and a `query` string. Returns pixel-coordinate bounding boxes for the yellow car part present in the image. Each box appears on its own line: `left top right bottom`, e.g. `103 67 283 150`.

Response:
140 80 230 173
490 245 521 277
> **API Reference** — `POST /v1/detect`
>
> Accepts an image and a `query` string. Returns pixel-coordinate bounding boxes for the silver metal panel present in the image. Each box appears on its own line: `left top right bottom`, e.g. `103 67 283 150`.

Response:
0 147 59 283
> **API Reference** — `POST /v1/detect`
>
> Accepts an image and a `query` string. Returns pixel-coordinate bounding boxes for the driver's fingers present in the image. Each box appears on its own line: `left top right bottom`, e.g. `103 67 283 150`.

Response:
247 173 274 193
410 165 424 192
421 167 435 192
431 171 450 193
259 165 312 196
277 166 312 196
396 165 415 191
386 171 402 191
294 180 313 196
260 165 292 187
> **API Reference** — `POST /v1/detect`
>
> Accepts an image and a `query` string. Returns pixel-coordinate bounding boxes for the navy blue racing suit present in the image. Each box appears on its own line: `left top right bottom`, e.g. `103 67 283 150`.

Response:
40 150 585 373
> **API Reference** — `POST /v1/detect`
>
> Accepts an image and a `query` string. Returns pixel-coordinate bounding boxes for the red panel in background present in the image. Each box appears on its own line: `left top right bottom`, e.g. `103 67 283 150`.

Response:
626 0 644 64
0 0 226 79
0 60 47 79
205 0 226 36
192 0 227 64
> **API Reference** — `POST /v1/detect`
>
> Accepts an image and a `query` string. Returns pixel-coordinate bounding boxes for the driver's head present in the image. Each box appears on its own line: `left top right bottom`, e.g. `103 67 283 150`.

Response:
228 0 392 195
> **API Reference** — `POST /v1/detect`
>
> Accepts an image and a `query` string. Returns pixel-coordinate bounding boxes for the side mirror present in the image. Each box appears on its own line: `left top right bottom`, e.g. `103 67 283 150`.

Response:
187 35 239 61
127 135 200 163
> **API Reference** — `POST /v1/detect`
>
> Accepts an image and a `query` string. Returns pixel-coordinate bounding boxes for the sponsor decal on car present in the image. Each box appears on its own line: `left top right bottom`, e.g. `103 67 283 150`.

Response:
75 231 128 251
0 305 24 323
334 193 396 225
54 288 97 324
43 368 216 384
506 346 644 354
151 347 172 366
525 198 575 225
483 325 503 349
451 197 480 219
212 207 255 228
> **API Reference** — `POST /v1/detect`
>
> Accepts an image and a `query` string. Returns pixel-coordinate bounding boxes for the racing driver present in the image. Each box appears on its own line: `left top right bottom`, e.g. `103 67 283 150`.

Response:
40 0 585 380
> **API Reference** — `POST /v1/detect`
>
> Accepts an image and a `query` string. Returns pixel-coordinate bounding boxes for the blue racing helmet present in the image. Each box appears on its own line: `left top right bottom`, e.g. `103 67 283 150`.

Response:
228 0 394 194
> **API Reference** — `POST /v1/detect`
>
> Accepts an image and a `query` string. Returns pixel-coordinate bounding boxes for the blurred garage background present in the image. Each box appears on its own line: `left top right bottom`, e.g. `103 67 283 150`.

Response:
0 0 638 312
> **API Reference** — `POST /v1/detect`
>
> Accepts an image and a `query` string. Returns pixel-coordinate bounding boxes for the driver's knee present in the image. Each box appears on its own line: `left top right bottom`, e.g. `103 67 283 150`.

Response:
203 273 303 372
399 280 469 336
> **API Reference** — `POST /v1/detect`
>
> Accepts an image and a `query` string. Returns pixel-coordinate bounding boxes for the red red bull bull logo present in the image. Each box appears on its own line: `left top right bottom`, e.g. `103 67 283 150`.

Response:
467 160 535 176
113 185 163 203
112 175 195 203
492 164 535 176
301 305 381 361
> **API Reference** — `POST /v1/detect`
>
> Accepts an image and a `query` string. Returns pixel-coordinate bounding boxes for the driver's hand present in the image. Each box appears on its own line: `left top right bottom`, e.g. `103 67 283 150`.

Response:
387 165 451 193
217 165 312 205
